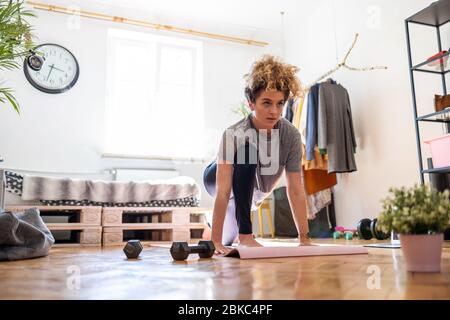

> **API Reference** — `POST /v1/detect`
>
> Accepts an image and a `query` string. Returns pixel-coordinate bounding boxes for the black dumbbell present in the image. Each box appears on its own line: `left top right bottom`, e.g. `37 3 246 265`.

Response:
170 240 215 261
123 239 143 259
357 218 390 240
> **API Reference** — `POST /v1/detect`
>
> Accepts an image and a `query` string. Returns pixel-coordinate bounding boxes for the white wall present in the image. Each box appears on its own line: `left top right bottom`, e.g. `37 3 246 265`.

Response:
1 0 448 232
283 0 449 227
0 1 282 215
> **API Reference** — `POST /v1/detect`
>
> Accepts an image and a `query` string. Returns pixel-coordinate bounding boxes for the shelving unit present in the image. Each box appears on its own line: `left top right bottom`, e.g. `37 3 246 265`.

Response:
411 50 450 74
405 0 450 184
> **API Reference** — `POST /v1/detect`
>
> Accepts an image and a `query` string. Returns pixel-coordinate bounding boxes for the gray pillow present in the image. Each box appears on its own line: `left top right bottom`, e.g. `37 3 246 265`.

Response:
0 208 55 261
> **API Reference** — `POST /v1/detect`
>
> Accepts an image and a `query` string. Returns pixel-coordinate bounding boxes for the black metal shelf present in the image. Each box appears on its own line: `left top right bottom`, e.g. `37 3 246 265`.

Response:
422 166 450 174
417 108 450 123
411 50 449 74
405 0 450 185
406 0 450 27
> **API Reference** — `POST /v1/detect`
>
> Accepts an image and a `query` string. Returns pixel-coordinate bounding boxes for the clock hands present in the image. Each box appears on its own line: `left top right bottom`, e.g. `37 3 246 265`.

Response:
45 64 66 82
46 64 54 81
52 65 64 72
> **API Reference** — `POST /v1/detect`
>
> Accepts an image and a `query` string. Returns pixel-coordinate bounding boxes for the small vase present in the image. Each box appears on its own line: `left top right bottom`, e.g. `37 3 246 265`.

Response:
400 233 443 272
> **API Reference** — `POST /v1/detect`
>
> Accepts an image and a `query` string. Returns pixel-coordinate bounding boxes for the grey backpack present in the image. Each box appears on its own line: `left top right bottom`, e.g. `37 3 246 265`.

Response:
0 208 55 261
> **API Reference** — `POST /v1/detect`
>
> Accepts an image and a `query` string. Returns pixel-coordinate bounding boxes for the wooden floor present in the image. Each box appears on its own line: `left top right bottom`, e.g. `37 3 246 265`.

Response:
1 238 450 300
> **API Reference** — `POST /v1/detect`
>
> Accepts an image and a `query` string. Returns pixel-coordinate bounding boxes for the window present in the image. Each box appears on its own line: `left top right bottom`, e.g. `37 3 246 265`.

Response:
104 28 204 159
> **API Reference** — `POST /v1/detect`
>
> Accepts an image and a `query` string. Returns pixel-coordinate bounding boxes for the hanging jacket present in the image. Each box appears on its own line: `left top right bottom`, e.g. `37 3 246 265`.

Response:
305 84 320 161
317 82 357 173
284 98 295 123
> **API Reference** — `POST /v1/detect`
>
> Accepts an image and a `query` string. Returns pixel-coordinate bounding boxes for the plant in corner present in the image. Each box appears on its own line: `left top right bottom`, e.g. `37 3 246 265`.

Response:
0 0 35 114
377 184 450 272
231 100 251 118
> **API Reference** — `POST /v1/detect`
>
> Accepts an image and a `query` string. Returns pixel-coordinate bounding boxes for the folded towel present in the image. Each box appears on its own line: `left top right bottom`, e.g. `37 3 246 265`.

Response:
0 208 55 261
21 175 200 203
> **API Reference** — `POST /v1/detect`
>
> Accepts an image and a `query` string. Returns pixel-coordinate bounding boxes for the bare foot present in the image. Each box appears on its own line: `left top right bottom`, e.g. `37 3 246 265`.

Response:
238 234 263 247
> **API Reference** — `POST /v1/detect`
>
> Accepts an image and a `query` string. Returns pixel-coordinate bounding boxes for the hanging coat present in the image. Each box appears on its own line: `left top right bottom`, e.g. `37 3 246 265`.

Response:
317 82 357 173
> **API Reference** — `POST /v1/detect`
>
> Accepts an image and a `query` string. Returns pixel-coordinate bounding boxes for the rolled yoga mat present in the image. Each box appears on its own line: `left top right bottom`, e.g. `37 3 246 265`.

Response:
224 245 368 259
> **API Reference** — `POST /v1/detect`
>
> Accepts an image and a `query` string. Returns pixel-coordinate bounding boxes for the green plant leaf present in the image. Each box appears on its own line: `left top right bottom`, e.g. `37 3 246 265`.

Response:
232 101 251 117
0 87 20 114
377 184 450 234
0 0 36 113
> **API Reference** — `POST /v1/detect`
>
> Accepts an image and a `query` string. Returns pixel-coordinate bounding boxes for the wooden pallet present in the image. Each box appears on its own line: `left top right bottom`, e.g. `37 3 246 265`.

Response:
101 207 211 246
102 224 209 246
102 206 212 227
6 205 102 226
48 225 102 247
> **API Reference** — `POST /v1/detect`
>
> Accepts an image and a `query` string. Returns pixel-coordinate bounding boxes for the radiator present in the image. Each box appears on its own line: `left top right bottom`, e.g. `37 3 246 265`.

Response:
113 168 179 181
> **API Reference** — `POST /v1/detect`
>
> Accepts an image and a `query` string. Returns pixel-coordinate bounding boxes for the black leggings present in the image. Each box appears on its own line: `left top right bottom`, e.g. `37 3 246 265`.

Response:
203 143 257 245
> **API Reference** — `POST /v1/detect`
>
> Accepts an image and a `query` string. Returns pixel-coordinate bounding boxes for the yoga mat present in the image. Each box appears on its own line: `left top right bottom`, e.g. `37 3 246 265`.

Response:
224 245 368 259
364 243 401 249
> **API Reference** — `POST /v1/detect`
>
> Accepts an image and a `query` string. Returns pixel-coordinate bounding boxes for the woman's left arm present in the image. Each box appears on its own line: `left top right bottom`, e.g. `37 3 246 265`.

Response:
285 170 312 245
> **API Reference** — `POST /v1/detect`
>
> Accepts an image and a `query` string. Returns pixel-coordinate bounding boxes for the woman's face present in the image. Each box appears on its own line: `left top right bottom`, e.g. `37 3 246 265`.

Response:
249 90 286 130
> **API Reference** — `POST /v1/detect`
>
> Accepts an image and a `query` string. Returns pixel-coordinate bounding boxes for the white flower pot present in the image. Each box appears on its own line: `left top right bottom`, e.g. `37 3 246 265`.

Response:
400 233 443 272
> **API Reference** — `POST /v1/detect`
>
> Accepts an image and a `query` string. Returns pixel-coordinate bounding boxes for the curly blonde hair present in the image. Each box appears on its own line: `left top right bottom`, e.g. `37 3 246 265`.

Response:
244 55 302 103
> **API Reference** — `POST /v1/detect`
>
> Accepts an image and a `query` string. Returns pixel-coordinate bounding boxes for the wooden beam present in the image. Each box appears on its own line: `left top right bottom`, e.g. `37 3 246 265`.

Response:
26 1 269 47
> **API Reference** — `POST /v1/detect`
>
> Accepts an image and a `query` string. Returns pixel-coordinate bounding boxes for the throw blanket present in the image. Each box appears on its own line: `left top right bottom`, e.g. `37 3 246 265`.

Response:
22 175 200 203
0 208 54 261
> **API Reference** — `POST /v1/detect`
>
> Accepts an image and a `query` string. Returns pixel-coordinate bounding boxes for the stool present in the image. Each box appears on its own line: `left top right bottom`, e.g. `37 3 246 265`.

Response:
251 199 275 238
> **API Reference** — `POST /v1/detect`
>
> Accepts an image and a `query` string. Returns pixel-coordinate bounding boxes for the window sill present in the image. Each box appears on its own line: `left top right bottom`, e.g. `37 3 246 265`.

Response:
101 153 210 163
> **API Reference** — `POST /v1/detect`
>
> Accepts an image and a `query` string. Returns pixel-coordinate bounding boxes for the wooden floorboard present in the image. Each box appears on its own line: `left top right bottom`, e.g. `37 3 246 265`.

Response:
1 239 450 299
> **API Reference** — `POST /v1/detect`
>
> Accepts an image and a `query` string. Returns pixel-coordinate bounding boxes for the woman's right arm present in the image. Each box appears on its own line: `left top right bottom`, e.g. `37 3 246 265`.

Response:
211 161 233 254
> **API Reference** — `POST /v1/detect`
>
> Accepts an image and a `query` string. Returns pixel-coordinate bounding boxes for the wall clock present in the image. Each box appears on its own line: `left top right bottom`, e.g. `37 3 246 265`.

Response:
23 43 80 94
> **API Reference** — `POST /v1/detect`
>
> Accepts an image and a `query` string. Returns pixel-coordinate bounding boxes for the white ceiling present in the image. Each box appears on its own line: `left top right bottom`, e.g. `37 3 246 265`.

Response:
44 0 296 33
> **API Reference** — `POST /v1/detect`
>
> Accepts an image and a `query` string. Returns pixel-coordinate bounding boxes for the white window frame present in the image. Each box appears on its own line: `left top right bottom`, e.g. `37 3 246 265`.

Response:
104 28 204 160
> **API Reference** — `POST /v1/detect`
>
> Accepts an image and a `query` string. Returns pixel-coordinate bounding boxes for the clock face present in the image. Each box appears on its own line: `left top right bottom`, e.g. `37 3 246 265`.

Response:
24 43 79 94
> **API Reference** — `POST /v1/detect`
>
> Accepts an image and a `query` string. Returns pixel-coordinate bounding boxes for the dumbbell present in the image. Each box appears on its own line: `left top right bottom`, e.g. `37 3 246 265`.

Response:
333 226 357 240
357 218 390 240
333 231 354 240
123 239 143 259
170 240 215 261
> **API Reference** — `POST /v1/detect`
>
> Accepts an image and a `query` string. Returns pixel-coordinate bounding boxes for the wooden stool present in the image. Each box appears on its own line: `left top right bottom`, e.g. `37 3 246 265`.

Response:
251 199 275 238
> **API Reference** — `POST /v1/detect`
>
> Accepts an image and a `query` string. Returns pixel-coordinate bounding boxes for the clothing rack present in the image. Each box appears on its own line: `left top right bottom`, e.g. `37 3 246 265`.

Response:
306 33 387 90
297 35 384 228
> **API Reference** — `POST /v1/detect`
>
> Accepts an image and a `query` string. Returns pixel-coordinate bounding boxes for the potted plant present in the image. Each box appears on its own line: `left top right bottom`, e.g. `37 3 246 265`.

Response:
0 0 36 114
232 100 251 118
377 184 450 272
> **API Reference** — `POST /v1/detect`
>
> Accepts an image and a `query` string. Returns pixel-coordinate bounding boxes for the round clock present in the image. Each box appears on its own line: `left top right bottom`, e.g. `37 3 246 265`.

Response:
23 43 80 94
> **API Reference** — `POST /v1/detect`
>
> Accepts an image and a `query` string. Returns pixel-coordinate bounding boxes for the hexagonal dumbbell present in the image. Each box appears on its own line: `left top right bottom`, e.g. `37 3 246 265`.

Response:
123 239 143 259
170 240 215 261
357 218 390 240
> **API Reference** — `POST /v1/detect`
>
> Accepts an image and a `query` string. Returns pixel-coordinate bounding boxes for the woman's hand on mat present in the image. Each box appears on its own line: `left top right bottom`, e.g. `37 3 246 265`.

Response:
213 242 232 255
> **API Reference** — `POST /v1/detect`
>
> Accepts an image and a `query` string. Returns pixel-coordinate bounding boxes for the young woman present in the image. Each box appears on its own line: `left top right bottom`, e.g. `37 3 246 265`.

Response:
203 55 311 254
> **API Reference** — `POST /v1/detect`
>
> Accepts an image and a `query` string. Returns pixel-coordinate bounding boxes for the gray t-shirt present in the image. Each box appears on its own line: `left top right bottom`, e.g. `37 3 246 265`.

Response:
217 113 302 201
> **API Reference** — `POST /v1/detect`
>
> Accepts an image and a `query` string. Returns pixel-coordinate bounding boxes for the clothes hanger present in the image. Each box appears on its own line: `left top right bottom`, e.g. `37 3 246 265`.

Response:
305 33 387 91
